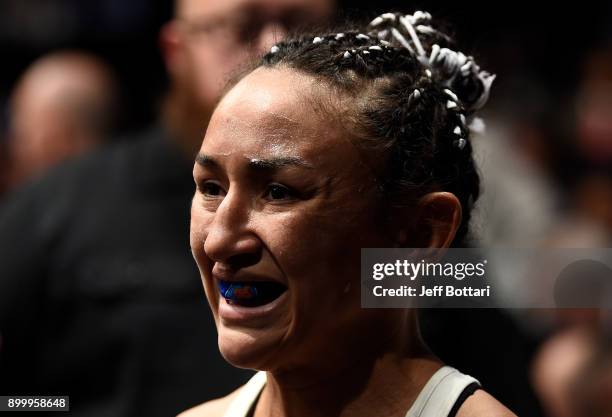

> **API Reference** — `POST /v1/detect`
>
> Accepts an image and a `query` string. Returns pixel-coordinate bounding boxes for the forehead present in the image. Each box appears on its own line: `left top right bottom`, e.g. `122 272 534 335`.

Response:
203 67 345 159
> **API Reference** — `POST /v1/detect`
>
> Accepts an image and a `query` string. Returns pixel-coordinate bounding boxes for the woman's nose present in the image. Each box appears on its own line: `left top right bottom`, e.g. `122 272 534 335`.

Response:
203 191 261 264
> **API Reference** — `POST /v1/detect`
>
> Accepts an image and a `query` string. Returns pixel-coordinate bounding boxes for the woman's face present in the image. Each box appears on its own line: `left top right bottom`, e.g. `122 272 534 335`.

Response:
190 67 393 372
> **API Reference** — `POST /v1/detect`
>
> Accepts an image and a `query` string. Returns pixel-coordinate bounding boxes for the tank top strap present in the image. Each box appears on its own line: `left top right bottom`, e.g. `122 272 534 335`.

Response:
222 371 267 417
405 366 480 417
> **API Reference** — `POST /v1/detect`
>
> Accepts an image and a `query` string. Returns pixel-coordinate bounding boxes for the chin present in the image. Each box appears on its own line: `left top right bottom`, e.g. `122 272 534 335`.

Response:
217 326 285 370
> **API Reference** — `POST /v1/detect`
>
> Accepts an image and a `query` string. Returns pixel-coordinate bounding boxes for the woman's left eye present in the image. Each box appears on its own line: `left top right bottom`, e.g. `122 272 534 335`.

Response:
264 184 296 201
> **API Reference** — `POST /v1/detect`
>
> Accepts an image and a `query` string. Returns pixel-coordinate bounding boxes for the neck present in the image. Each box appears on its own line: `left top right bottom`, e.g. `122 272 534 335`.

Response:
161 88 211 160
255 314 441 417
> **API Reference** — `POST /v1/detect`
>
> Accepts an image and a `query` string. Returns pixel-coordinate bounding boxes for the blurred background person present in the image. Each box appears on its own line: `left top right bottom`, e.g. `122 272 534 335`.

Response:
571 332 612 417
158 0 332 157
574 45 612 170
565 45 612 244
0 0 334 416
531 310 610 417
5 51 117 188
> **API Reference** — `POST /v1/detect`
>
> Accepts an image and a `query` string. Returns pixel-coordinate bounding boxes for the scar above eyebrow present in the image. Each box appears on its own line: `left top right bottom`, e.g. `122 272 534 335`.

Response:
195 154 314 170
248 156 314 170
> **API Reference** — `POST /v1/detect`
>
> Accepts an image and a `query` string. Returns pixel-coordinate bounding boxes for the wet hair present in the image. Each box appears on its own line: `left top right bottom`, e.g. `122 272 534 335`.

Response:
260 11 495 245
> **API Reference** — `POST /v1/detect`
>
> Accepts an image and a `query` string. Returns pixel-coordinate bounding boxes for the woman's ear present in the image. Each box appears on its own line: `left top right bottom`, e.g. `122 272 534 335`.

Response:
396 192 462 248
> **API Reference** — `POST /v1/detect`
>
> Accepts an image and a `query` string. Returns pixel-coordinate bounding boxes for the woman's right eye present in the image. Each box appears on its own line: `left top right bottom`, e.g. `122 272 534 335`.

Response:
198 181 226 198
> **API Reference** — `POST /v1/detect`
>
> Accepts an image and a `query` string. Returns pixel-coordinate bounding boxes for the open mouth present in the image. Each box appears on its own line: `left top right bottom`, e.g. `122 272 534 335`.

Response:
218 280 287 308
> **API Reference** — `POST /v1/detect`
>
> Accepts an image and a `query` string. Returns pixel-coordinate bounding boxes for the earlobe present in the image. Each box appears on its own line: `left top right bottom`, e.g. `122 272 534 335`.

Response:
412 192 462 249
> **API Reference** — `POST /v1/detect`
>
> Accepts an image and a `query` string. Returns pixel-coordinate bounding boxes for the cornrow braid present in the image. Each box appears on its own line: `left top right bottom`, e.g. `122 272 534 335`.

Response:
260 11 494 246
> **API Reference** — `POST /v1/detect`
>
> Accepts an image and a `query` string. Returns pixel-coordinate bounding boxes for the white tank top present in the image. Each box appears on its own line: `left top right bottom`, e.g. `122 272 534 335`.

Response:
221 366 480 417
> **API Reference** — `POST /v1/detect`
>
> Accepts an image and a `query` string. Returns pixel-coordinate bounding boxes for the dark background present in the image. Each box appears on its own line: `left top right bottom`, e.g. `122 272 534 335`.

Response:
1 0 610 136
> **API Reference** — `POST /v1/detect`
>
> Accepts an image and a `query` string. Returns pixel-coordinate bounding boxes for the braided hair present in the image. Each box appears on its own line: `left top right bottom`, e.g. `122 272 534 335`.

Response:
260 11 495 246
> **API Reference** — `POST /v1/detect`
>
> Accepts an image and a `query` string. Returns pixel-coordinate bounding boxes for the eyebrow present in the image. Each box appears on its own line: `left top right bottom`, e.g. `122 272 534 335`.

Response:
195 154 314 171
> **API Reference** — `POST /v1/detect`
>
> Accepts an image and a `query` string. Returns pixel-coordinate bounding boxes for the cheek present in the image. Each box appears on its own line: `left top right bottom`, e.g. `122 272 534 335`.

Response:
281 199 381 262
259 206 382 359
265 204 377 306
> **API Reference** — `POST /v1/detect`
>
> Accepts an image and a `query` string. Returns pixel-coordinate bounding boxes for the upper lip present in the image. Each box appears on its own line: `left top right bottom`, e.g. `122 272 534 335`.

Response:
211 263 287 286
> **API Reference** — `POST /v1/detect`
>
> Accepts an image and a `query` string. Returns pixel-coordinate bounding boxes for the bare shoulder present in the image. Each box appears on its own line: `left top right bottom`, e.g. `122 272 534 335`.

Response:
177 387 242 417
456 390 518 417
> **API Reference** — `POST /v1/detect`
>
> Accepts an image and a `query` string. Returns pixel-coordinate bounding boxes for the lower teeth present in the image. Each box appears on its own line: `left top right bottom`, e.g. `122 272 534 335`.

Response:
219 281 286 307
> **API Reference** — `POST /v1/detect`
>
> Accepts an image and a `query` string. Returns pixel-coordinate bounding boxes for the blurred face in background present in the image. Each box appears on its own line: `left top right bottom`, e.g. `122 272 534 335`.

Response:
575 47 612 166
161 0 334 129
7 52 116 187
